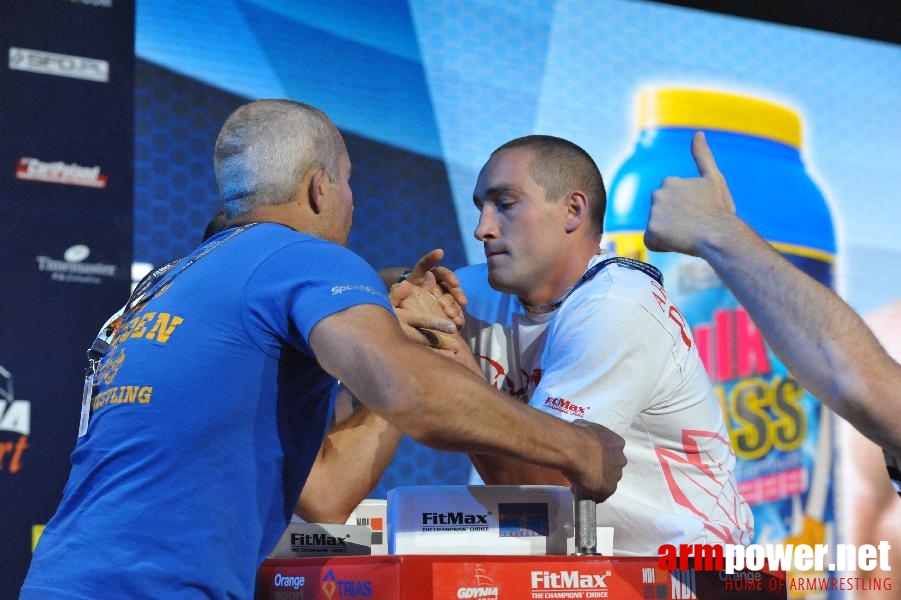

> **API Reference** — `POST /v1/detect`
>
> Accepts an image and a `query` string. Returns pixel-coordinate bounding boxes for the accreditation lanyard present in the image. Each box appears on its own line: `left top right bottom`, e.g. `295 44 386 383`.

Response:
78 223 259 437
525 255 663 314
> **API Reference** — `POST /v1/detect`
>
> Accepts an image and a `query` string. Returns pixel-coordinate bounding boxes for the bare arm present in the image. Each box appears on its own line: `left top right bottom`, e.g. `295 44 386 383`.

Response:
471 451 571 486
297 272 467 522
309 304 627 501
390 254 604 487
645 131 901 456
391 277 561 487
295 387 402 522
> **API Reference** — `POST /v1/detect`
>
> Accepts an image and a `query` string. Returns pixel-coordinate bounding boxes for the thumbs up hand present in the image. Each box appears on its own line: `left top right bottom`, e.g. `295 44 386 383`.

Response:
644 131 737 256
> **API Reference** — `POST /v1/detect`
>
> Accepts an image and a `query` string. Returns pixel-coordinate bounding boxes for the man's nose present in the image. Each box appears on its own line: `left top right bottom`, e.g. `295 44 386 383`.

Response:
474 207 497 241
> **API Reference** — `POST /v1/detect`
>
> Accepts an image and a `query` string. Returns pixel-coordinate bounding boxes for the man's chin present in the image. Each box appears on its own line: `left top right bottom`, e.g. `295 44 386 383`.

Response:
487 270 515 294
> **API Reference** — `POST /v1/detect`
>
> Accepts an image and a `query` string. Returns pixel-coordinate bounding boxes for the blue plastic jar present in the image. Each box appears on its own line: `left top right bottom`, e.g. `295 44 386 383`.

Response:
605 88 836 589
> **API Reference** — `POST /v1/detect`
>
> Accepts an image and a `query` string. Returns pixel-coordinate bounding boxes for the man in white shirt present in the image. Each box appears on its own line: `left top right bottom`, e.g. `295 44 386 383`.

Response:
399 134 753 554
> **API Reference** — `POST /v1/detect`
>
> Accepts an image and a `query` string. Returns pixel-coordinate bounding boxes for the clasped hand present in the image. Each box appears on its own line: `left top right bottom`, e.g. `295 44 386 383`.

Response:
389 249 467 357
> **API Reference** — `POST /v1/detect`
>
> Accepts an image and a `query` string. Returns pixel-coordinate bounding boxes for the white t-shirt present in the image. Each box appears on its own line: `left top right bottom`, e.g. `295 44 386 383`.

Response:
459 253 754 555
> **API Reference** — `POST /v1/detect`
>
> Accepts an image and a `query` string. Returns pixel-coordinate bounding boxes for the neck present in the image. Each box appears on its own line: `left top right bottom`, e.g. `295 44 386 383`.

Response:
236 203 304 233
518 244 601 313
521 295 568 315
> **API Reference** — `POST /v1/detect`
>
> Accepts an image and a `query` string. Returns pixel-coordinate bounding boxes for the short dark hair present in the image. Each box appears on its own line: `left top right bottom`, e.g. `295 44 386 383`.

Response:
492 135 606 234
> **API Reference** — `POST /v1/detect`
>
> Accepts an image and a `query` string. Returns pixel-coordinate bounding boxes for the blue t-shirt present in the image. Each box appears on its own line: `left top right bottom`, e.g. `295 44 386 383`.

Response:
21 223 392 600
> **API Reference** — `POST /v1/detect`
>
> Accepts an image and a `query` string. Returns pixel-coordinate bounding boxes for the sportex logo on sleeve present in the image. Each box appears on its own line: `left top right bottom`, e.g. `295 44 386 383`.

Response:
330 284 385 298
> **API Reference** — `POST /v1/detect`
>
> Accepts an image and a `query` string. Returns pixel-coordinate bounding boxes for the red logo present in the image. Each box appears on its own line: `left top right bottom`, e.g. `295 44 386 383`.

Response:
16 157 108 188
543 397 587 418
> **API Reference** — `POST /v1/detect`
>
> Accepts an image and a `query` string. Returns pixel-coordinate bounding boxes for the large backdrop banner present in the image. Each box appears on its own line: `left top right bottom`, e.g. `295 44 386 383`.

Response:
129 3 900 598
2 1 900 598
0 1 134 597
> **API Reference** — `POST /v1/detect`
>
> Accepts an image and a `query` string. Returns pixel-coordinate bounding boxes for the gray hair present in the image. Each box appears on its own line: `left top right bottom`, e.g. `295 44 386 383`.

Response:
492 135 606 234
214 100 344 218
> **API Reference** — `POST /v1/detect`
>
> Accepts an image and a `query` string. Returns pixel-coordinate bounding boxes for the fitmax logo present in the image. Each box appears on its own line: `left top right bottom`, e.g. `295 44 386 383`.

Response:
422 512 488 525
531 570 611 589
291 533 349 547
543 396 586 418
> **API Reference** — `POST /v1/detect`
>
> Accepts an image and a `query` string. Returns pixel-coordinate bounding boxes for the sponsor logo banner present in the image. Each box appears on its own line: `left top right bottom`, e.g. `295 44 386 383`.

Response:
8 46 109 82
66 0 113 7
433 561 641 600
35 244 117 285
258 561 396 599
498 503 549 538
354 516 385 546
321 568 374 599
257 556 790 599
16 157 108 188
1 366 31 475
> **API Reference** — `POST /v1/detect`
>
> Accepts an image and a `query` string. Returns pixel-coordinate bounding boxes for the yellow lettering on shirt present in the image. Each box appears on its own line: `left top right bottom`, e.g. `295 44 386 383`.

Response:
129 312 156 339
92 386 153 411
145 313 184 343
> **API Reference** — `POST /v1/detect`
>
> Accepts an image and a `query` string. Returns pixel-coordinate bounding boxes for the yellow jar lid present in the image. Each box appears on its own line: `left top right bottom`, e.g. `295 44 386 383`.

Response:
638 88 802 149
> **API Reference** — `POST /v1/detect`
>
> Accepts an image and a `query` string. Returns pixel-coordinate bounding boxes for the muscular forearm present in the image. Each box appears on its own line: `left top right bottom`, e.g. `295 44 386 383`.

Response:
296 400 402 522
371 348 623 501
370 342 592 470
699 217 901 455
471 452 570 487
310 306 622 499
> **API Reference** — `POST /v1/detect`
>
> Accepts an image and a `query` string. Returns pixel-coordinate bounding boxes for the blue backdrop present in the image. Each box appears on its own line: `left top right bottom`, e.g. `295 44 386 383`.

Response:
3 1 900 597
1 2 134 597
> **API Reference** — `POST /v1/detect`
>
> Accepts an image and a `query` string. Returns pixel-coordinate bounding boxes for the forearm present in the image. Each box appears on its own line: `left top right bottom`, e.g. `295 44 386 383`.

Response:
370 344 591 471
699 216 901 455
470 452 570 486
311 306 623 499
314 310 588 474
296 401 402 523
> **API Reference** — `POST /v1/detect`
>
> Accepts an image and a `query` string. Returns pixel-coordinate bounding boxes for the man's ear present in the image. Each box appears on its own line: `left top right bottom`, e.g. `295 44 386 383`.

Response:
564 191 589 233
307 167 327 214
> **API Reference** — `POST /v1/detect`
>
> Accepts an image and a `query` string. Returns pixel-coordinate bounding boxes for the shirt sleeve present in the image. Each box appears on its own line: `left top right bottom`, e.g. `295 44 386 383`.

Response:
243 239 393 355
528 289 678 433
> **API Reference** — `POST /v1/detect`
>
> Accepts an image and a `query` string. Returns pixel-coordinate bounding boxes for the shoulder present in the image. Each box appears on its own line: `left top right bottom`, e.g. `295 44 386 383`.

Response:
243 224 375 273
554 257 669 340
241 223 352 253
231 225 386 303
567 256 662 310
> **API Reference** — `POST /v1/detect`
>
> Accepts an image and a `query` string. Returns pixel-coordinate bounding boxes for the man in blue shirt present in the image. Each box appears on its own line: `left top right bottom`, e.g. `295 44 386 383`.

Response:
20 100 627 600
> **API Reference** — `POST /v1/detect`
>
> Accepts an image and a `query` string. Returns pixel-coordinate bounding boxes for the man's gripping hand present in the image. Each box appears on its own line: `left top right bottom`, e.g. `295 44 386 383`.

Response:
390 273 459 353
402 248 466 329
562 419 626 503
645 131 738 256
